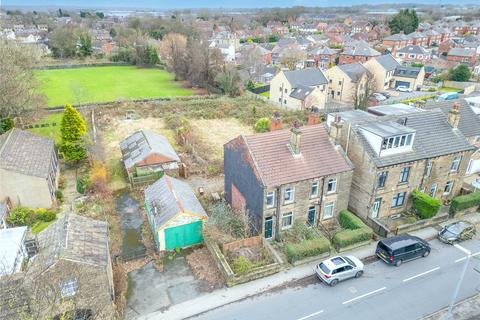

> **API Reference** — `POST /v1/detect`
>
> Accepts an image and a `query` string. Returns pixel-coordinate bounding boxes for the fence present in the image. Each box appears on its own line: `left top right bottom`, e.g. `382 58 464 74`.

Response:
248 85 270 94
114 247 148 263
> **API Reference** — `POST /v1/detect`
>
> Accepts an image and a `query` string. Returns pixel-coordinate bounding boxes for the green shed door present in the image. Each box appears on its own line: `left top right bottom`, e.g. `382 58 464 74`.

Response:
164 221 203 250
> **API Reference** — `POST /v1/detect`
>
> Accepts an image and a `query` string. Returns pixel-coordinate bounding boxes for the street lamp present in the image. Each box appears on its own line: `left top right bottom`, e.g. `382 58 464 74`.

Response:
445 245 472 320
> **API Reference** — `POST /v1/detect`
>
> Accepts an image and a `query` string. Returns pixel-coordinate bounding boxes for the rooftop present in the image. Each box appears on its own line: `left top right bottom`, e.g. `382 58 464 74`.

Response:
393 66 422 79
368 103 424 116
448 47 475 57
0 227 27 276
338 63 369 82
283 68 328 88
359 120 416 138
373 54 400 71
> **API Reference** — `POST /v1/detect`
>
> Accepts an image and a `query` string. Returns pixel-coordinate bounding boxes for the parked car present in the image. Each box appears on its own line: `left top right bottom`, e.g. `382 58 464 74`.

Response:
372 93 387 101
315 255 364 286
437 92 459 101
380 91 391 98
376 235 430 267
438 221 476 244
396 85 413 92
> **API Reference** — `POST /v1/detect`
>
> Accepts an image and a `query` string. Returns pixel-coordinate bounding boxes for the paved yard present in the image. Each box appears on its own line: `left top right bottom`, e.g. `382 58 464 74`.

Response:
125 256 208 319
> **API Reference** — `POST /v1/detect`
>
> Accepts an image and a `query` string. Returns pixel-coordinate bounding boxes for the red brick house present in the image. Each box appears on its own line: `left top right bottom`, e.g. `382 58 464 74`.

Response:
447 48 477 65
339 41 380 64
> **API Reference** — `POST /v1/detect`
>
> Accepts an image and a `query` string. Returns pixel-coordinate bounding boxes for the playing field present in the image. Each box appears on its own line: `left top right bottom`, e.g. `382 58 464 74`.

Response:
35 66 193 107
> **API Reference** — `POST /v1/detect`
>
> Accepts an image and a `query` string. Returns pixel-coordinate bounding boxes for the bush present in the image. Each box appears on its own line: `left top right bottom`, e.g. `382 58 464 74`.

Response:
333 228 373 249
412 189 441 219
55 190 64 203
35 208 57 222
231 256 253 275
254 117 271 133
6 207 35 226
450 192 480 215
76 177 89 194
285 237 330 263
339 210 365 230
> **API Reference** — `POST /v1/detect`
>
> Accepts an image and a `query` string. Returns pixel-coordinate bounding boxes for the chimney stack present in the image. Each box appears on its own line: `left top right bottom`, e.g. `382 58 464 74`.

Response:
289 121 302 155
270 111 282 131
307 106 321 125
329 115 344 145
448 102 461 129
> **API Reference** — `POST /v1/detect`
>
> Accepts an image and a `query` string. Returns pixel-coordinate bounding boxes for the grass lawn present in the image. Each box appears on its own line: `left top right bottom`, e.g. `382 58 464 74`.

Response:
439 87 462 93
29 113 63 145
259 91 270 98
31 220 55 235
35 66 194 107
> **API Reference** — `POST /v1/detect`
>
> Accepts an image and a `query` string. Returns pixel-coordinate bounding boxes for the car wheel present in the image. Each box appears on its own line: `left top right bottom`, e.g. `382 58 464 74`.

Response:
423 250 430 258
394 260 402 267
330 279 339 287
355 271 364 278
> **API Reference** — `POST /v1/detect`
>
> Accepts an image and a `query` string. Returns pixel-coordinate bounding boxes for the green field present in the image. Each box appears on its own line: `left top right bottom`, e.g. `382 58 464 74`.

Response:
29 113 63 145
35 66 193 107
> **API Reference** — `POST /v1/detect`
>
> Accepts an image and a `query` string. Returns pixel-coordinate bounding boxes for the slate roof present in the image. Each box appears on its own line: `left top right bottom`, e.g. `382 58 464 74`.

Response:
384 34 410 41
289 84 315 100
310 46 338 55
30 213 109 276
342 41 380 57
120 130 180 169
425 99 480 138
0 129 55 178
448 47 475 57
338 63 369 82
374 54 400 71
393 66 422 78
283 68 328 87
144 175 207 230
239 124 353 187
354 110 475 168
0 275 30 319
397 45 429 55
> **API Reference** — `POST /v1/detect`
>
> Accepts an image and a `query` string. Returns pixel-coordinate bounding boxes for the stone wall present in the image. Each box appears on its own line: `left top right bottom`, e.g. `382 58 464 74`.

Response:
221 236 262 253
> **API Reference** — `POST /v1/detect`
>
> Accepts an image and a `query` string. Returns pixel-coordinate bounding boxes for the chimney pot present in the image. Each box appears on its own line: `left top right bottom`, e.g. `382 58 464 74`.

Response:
448 102 461 129
289 124 302 155
270 112 283 131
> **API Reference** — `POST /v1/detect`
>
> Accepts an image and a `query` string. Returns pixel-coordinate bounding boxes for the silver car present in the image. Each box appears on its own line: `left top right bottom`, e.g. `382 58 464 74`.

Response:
315 255 364 287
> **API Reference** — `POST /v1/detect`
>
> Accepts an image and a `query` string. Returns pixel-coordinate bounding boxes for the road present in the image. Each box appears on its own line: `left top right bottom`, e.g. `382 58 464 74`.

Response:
192 238 480 320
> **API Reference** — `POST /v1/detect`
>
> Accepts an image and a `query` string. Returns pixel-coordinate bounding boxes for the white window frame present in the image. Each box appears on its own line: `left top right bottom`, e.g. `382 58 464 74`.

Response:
281 212 293 229
284 187 295 204
327 178 337 194
444 181 454 195
323 202 335 220
391 192 406 208
266 191 275 208
310 181 319 198
451 156 461 172
60 278 78 298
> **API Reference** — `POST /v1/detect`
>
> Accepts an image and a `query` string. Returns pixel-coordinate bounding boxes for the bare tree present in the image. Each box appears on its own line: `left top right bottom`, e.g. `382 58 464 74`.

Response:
279 47 306 70
353 71 377 111
0 40 45 119
237 45 264 81
159 32 188 80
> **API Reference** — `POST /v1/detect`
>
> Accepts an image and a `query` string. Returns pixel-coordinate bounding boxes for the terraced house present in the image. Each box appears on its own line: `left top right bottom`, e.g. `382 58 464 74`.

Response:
326 109 475 225
224 123 353 239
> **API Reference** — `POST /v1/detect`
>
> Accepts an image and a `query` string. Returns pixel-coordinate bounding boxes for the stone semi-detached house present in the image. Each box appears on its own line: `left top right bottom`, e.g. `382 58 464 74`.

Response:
269 68 328 111
364 54 401 91
325 62 370 103
392 66 425 91
0 129 58 209
224 124 353 239
326 109 475 224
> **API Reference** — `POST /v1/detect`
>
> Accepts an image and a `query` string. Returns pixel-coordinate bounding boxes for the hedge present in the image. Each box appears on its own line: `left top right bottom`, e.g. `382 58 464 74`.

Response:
334 210 373 250
412 189 441 219
333 228 373 249
285 237 330 263
450 192 480 215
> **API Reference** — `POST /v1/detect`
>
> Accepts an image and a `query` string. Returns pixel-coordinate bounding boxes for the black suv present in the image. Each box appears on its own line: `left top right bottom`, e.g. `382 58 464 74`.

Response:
376 235 431 267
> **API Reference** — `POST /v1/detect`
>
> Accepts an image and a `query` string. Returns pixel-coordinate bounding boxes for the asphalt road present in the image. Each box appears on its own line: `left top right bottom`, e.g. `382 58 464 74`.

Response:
192 238 480 320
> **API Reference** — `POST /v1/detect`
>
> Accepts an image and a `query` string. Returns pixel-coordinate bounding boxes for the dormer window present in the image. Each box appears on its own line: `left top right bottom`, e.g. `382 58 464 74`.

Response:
381 133 413 151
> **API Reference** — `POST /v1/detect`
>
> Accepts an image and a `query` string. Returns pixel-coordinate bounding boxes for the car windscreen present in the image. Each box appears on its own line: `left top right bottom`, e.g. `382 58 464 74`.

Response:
343 257 356 267
319 262 330 274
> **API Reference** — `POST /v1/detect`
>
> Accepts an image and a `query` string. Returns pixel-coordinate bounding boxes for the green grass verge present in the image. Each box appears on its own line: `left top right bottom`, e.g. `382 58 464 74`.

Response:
35 66 194 107
28 113 63 145
439 87 462 93
31 219 55 234
259 91 270 98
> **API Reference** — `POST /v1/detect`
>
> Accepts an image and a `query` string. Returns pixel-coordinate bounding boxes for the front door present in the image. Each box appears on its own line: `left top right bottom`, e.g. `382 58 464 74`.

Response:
308 206 316 226
371 198 382 219
264 217 273 239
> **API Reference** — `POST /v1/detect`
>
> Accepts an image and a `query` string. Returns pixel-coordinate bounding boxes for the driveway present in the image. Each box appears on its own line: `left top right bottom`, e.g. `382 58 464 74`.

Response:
381 90 435 104
126 256 208 319
192 236 480 320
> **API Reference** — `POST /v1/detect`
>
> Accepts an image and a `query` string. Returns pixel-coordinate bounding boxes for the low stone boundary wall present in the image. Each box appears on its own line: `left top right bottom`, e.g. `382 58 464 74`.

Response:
395 212 449 235
35 62 130 70
221 236 262 253
336 240 372 253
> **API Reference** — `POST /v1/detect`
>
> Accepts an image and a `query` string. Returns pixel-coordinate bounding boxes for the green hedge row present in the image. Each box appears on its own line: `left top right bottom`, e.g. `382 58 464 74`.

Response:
450 192 480 215
412 189 441 219
334 210 373 250
285 237 330 263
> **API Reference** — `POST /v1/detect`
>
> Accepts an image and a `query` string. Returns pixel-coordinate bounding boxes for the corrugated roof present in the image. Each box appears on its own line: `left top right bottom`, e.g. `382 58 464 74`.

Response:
0 129 55 178
283 68 328 88
241 124 352 187
120 130 180 169
144 175 207 230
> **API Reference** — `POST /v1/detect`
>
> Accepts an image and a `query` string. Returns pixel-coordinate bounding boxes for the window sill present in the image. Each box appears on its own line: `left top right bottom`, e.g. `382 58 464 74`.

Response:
283 201 294 205
322 216 334 220
397 182 409 186
326 191 337 196
390 205 404 209
281 225 293 230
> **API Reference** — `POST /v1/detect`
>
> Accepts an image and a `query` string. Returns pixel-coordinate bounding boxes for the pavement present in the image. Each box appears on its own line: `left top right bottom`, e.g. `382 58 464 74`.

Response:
136 213 480 320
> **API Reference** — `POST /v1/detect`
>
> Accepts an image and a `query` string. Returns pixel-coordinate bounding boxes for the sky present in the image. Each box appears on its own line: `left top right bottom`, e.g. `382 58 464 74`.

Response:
1 0 478 9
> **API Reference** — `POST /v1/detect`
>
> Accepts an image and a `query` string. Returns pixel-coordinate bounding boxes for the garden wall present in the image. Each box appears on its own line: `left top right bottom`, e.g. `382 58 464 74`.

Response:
221 236 262 253
443 81 476 95
34 62 130 70
395 211 449 235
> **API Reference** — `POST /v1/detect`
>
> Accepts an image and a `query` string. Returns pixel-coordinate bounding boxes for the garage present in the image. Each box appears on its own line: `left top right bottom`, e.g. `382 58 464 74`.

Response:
164 221 203 251
394 80 411 89
144 175 208 251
